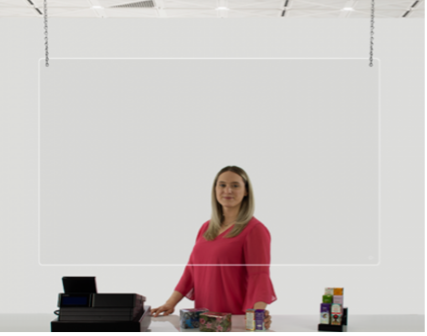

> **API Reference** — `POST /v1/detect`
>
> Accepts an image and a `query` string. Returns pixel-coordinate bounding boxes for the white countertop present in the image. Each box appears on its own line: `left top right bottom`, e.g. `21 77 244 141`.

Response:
0 314 424 332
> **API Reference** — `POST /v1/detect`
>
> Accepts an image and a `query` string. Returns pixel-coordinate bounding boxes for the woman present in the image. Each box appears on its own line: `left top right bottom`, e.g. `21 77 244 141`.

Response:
151 166 277 329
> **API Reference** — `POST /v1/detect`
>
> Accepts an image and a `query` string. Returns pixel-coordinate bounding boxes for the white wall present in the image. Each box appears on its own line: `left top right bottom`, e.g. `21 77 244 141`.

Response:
0 18 424 315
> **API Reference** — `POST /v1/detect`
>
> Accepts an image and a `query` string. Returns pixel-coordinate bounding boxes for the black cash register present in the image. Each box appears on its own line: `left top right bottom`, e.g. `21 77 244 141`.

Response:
51 277 151 332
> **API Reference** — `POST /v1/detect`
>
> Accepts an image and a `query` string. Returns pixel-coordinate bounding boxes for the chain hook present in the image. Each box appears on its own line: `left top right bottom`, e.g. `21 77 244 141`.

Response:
44 0 49 67
369 0 375 67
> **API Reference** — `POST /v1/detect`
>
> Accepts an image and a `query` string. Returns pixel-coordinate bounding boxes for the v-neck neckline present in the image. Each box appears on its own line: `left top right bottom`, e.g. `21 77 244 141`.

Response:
218 224 234 236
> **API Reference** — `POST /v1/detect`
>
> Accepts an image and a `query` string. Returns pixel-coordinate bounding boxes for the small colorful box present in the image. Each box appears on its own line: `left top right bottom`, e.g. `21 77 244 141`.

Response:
320 303 331 324
331 312 342 326
180 308 209 329
325 288 334 296
333 288 344 296
331 303 343 326
255 309 265 331
333 295 344 305
245 309 255 331
200 312 232 332
322 294 333 303
331 303 343 314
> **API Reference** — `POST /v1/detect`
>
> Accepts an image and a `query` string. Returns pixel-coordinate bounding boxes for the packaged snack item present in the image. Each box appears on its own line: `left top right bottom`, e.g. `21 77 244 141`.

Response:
320 303 331 324
330 303 343 325
331 303 343 314
324 288 334 296
199 312 232 332
180 308 209 329
245 309 255 331
333 295 344 305
255 309 265 331
331 313 342 325
322 294 333 303
333 288 344 296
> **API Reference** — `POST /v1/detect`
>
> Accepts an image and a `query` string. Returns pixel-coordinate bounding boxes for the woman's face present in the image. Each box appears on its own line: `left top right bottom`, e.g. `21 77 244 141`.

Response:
215 171 248 211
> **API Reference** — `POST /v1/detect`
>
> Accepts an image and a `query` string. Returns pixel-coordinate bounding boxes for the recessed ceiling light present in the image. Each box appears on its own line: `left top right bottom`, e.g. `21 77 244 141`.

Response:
342 7 354 11
92 6 104 9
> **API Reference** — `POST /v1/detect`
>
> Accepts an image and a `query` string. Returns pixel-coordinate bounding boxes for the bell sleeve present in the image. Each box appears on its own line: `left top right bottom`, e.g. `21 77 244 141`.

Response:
174 253 195 300
174 223 206 301
242 223 277 311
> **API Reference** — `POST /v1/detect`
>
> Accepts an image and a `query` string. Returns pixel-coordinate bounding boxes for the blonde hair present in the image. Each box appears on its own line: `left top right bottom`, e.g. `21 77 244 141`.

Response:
203 166 255 241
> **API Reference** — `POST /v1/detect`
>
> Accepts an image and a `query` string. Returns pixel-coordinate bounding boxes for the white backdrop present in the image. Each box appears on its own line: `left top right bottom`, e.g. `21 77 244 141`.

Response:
0 18 424 315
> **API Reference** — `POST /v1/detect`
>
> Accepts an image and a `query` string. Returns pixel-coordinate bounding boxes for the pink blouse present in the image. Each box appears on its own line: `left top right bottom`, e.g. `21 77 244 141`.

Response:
175 216 277 315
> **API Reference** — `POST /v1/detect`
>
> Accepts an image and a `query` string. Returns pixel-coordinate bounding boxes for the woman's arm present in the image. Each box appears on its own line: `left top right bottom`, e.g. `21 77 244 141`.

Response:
242 223 277 311
166 290 184 306
253 301 267 309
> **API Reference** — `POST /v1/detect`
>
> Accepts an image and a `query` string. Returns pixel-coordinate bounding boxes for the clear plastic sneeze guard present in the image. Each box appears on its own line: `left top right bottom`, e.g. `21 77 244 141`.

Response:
39 58 380 266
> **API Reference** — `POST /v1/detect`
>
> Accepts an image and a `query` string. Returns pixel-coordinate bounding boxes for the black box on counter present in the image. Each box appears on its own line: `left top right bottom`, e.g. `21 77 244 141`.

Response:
51 305 151 332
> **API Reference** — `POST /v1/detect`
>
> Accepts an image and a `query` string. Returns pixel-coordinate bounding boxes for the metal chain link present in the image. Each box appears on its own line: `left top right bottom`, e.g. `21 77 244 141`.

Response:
44 0 49 67
369 0 375 67
41 0 374 68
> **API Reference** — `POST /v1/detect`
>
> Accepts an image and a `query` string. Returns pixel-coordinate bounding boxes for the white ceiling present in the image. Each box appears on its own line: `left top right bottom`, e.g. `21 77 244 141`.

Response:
0 0 424 18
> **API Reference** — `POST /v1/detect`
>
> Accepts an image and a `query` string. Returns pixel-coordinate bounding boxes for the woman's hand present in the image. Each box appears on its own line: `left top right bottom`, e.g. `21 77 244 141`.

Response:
264 310 271 330
150 302 175 317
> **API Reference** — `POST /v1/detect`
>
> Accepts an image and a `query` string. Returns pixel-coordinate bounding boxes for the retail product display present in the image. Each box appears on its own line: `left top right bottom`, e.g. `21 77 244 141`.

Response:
318 287 348 332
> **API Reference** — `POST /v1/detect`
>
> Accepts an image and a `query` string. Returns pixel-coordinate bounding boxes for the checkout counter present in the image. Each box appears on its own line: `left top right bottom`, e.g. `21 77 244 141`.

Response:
0 313 422 332
17 277 418 332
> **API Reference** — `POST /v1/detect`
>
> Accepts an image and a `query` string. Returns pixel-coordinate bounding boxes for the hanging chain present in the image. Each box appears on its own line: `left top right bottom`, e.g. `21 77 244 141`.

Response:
369 0 375 67
44 0 49 67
